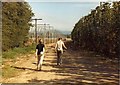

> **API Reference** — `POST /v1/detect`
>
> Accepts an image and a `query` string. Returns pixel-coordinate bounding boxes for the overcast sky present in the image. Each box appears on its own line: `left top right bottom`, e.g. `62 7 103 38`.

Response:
27 0 118 31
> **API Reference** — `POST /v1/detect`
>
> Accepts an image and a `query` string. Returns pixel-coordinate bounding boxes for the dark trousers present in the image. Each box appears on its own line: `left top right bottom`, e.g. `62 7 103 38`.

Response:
57 50 62 65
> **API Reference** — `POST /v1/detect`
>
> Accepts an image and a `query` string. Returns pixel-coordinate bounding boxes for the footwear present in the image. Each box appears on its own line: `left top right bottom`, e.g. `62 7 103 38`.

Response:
57 63 60 66
60 62 62 65
36 66 38 70
38 65 42 71
37 65 41 71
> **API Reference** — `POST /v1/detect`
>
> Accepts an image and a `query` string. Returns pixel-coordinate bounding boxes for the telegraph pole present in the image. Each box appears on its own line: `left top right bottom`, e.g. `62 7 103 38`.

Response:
48 25 51 44
32 18 42 43
50 26 54 43
43 23 46 44
43 24 50 44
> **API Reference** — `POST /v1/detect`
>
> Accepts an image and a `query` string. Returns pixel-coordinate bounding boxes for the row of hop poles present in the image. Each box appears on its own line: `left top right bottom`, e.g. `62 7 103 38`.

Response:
29 23 65 44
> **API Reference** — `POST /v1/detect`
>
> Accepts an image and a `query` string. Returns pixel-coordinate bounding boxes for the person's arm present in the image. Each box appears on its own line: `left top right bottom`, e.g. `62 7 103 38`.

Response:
62 42 67 49
35 45 38 57
43 47 45 53
55 43 57 52
35 49 38 57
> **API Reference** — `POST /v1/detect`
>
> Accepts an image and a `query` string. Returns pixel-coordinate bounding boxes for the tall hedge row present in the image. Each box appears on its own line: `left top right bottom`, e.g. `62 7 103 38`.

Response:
2 2 34 51
71 2 120 57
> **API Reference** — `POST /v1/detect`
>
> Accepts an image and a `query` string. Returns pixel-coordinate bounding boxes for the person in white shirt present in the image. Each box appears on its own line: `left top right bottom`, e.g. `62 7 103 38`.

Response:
55 38 67 65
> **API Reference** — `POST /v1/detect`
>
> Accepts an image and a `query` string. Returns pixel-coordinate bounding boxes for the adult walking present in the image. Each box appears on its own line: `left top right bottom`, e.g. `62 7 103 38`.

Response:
35 39 45 71
55 38 67 66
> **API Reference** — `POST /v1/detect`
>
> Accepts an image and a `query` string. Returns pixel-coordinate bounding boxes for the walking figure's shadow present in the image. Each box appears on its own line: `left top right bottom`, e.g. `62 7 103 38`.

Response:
12 62 39 71
12 66 38 71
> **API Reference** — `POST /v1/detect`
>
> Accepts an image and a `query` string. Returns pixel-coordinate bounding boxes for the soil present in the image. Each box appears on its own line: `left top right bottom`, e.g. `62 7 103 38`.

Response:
2 42 119 84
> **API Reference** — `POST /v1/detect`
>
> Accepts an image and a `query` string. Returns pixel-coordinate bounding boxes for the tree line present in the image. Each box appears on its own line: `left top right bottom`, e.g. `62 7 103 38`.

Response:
2 2 34 51
71 2 120 57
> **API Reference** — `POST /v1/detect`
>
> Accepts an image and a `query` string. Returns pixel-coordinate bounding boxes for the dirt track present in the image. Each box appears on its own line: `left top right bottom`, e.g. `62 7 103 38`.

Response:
2 42 119 84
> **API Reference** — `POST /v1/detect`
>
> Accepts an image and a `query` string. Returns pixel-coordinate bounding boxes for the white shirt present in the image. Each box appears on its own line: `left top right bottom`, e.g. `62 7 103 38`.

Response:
57 40 64 50
55 40 64 52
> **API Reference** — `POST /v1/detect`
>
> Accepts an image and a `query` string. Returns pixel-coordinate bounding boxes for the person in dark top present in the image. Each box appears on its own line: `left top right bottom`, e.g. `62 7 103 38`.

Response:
36 39 45 71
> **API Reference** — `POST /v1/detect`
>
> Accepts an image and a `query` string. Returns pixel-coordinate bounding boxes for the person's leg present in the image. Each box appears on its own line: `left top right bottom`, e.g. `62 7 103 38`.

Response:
57 50 60 65
59 52 62 65
39 54 44 70
57 51 62 65
37 55 40 70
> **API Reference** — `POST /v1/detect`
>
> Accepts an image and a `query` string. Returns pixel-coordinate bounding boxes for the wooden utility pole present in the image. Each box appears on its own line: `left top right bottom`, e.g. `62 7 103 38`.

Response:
48 25 51 44
32 18 42 43
50 26 54 43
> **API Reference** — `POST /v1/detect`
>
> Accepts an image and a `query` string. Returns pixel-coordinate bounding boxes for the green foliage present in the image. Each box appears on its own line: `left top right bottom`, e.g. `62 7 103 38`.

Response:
2 44 35 59
71 2 120 57
2 2 34 51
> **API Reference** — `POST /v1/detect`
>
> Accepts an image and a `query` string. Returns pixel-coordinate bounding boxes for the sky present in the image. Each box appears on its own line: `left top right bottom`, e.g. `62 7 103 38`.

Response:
26 0 118 2
27 0 118 31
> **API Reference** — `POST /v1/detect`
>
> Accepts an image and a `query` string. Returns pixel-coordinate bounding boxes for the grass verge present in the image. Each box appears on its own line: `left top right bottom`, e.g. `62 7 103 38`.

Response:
2 44 36 79
2 44 36 59
2 65 21 78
